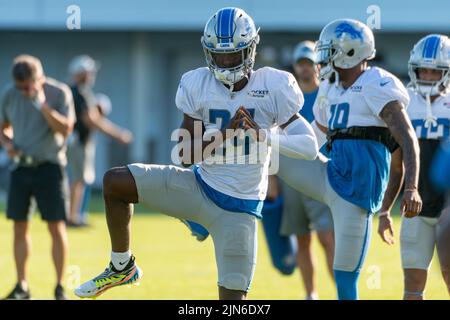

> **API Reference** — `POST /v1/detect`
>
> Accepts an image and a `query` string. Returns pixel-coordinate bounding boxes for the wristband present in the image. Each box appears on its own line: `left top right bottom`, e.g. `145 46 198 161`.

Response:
378 211 390 218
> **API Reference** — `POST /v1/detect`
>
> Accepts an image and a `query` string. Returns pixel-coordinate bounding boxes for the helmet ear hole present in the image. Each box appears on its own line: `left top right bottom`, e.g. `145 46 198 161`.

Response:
347 49 355 57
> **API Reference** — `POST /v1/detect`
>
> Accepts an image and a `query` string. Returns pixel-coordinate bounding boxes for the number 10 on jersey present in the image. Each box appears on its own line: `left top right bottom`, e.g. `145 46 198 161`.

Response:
328 103 350 129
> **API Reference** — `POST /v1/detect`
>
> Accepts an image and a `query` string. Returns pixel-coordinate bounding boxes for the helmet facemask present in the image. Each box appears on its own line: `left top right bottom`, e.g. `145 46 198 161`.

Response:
315 19 376 85
202 39 258 90
316 40 366 84
408 65 450 128
316 41 344 84
201 7 259 91
408 34 450 101
409 64 450 97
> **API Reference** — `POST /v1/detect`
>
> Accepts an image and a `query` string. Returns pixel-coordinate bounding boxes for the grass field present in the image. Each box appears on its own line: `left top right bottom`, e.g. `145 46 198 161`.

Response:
0 197 448 300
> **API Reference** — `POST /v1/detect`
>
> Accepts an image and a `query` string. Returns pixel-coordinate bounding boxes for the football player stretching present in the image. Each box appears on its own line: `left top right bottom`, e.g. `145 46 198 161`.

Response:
75 7 318 300
277 19 422 300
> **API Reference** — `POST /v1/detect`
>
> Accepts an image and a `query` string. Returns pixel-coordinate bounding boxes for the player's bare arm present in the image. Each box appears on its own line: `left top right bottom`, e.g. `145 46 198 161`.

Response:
378 148 404 245
314 121 328 134
178 114 205 166
380 100 422 218
380 148 404 213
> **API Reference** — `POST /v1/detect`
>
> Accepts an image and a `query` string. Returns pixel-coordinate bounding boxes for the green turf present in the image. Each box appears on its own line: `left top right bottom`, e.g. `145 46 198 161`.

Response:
0 206 448 300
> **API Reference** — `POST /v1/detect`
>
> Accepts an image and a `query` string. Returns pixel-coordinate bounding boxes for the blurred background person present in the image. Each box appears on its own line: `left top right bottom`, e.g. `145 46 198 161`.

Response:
0 55 74 300
67 55 133 227
77 93 112 224
278 41 335 300
291 41 320 121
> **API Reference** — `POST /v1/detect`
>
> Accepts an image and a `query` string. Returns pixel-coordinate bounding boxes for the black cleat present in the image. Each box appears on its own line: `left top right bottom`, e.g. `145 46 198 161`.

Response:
55 284 68 300
4 283 31 300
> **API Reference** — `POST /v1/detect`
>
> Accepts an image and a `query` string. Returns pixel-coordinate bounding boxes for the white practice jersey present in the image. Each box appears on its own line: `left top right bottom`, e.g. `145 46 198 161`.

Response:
176 67 303 200
407 88 450 140
313 67 409 130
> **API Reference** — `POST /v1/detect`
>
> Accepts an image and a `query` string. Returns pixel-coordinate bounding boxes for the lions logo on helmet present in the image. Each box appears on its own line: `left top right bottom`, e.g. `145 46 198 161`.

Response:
201 7 260 89
334 22 364 41
408 34 450 97
315 19 376 81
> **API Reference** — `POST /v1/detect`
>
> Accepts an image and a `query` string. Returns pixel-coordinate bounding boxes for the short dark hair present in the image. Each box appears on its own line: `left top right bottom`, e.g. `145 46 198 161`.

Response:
12 55 44 82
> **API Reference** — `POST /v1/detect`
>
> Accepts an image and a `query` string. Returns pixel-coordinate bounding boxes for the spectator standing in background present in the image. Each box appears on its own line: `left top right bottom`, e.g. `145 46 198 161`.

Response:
279 41 335 299
67 55 133 227
0 55 75 300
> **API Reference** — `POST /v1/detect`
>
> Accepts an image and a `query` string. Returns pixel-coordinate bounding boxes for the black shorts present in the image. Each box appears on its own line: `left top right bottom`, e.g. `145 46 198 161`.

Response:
6 162 69 222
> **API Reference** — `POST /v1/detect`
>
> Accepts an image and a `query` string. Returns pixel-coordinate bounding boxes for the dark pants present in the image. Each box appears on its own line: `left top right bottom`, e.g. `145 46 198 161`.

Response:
6 162 69 221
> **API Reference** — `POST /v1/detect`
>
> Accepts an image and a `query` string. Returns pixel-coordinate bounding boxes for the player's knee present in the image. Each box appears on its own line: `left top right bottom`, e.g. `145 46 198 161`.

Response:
103 168 117 195
404 269 427 288
103 167 129 199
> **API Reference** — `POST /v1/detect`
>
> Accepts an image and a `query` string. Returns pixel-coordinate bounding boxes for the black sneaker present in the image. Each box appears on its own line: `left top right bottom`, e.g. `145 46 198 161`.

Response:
4 283 31 300
55 284 68 300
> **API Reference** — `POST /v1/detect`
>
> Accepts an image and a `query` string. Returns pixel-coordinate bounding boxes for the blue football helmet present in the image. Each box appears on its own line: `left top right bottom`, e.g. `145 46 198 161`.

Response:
408 34 450 96
201 7 260 88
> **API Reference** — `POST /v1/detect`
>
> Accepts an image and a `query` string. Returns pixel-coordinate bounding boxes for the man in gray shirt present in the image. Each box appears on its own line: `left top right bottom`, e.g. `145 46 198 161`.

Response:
0 55 75 300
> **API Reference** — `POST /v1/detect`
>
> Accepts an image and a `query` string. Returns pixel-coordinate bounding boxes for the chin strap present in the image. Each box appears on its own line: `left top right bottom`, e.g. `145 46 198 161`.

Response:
228 74 250 93
333 70 340 87
424 90 438 129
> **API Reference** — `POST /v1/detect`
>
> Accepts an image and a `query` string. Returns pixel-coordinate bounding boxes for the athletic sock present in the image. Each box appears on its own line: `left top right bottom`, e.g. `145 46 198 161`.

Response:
305 292 319 300
111 250 132 271
334 269 360 300
404 290 424 298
